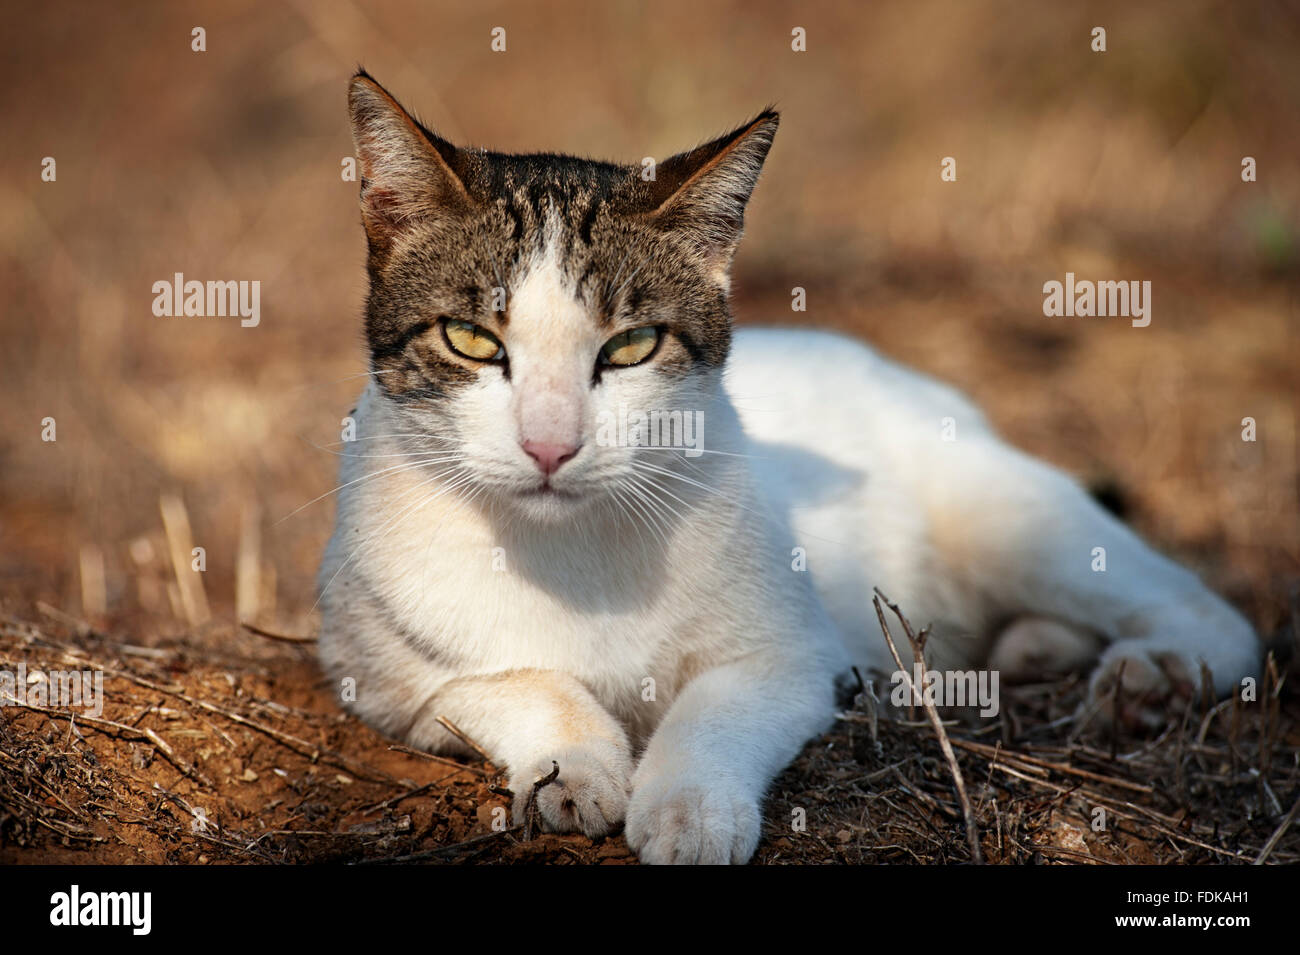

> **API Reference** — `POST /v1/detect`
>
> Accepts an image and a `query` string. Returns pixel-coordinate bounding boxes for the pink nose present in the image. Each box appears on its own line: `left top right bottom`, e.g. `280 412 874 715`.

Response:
522 440 580 477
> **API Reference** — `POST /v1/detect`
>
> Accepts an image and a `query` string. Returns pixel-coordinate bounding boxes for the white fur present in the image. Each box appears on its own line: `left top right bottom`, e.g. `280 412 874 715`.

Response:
725 328 1259 709
319 256 1260 864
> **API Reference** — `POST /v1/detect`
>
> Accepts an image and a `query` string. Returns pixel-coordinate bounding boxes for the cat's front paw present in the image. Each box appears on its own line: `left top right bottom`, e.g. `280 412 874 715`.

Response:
624 774 761 865
510 743 630 838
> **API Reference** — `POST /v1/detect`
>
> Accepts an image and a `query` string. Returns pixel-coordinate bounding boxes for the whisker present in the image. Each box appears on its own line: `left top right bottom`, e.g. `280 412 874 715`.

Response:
284 366 404 396
629 468 694 520
313 466 476 613
630 459 767 520
274 456 462 526
625 477 678 540
639 445 759 460
296 431 454 459
629 459 719 497
610 482 657 551
419 468 490 587
617 478 672 551
608 245 636 291
319 433 457 446
611 261 644 302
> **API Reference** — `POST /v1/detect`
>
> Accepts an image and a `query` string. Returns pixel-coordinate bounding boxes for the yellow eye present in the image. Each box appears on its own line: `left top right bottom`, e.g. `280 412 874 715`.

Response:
600 326 660 367
443 319 504 361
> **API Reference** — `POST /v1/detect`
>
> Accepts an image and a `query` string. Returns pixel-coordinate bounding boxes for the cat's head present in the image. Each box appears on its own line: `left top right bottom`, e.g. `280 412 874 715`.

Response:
347 71 776 522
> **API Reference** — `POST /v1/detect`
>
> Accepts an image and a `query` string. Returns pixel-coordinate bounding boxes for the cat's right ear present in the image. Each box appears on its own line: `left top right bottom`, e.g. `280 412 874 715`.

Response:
348 72 472 252
640 110 779 287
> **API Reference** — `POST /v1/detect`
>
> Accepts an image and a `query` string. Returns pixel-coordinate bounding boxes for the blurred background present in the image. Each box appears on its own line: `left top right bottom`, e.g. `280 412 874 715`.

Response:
1 0 1297 643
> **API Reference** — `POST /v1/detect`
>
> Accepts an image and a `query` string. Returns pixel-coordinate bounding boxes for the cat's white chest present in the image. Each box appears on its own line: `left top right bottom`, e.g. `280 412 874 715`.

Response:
335 458 703 713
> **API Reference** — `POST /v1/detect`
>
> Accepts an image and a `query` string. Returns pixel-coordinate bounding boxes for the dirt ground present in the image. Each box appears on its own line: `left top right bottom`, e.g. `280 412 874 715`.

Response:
2 2 1299 864
1 585 1296 865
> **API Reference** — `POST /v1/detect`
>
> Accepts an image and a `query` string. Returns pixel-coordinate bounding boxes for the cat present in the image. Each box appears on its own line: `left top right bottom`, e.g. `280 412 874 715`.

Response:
317 71 1262 864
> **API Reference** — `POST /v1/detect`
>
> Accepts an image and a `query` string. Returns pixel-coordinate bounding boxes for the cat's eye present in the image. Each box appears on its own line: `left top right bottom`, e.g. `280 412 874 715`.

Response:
599 326 660 367
442 319 505 362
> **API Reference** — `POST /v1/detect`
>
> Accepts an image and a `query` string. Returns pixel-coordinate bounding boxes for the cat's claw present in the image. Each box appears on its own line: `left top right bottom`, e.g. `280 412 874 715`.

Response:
510 745 630 838
624 776 761 865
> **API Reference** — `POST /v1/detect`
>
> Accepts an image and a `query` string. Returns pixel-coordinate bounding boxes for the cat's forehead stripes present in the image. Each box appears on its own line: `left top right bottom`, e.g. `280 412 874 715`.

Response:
507 210 591 342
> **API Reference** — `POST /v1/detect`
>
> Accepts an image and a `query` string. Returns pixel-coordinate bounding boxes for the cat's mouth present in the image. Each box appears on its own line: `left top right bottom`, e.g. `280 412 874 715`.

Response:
510 480 591 518
519 479 580 499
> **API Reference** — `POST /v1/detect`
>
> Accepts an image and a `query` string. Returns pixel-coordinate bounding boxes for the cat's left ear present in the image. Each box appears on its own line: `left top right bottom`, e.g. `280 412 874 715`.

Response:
348 71 473 255
644 110 779 283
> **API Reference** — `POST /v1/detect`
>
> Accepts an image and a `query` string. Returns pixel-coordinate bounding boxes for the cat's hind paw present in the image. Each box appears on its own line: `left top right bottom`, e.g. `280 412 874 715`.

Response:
1085 645 1199 732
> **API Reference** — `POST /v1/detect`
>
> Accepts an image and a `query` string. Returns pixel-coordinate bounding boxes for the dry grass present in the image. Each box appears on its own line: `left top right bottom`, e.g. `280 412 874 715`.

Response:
1 1 1299 864
2 595 1295 865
